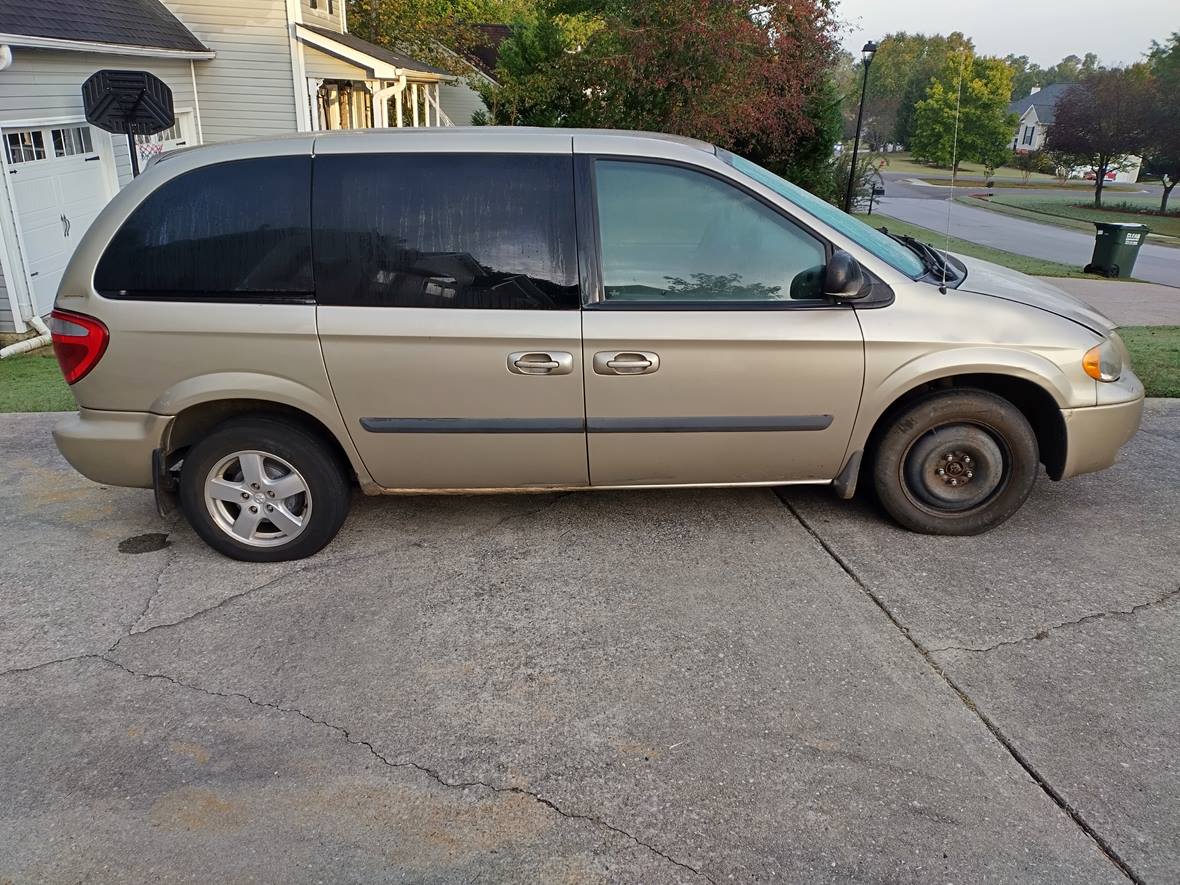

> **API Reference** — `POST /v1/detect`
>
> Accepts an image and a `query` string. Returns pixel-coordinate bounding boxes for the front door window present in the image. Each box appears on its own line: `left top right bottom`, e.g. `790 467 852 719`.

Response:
594 160 828 303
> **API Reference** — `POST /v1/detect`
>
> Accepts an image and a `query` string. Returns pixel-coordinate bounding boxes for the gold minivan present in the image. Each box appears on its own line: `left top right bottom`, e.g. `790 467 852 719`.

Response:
50 129 1144 561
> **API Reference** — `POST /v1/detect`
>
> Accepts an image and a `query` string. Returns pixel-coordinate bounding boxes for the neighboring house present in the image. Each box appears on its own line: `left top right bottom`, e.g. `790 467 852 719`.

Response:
1008 83 1075 153
0 0 471 334
1007 82 1141 184
438 23 510 127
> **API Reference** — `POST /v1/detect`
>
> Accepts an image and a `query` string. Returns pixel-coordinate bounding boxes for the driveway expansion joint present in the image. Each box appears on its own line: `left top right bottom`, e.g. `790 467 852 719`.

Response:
96 656 714 883
928 585 1180 655
776 494 1144 885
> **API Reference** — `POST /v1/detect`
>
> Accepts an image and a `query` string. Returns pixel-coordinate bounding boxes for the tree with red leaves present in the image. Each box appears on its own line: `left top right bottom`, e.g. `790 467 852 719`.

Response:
482 1 842 190
1045 69 1153 208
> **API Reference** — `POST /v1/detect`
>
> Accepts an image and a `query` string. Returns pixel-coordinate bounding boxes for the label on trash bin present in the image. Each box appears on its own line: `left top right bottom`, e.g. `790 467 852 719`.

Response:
1126 233 1142 245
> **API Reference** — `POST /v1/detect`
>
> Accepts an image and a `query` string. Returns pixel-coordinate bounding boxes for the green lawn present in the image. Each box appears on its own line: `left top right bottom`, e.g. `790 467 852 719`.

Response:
0 350 75 412
857 213 1101 279
989 195 1180 239
1120 326 1180 398
877 151 1058 183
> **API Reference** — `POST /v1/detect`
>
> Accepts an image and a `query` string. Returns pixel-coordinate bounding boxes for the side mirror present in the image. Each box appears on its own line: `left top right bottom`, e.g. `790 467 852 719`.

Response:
824 249 865 300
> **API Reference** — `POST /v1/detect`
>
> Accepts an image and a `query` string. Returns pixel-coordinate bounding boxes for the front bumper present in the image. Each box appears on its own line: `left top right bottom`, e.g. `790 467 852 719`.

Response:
53 408 173 489
1059 384 1145 479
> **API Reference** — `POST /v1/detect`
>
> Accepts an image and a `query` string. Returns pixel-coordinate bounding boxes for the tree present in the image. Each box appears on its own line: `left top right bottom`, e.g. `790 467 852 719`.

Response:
887 32 974 145
480 0 842 192
1045 69 1152 207
473 14 589 126
1144 33 1180 212
1011 149 1051 184
1006 52 1103 101
909 51 1017 171
346 0 538 72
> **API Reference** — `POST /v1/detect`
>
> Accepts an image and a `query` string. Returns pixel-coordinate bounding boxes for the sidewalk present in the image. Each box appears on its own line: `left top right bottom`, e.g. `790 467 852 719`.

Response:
1037 277 1180 326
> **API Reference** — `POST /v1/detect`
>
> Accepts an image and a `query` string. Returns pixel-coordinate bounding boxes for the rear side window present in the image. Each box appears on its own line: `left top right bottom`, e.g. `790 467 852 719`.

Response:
313 153 579 309
94 156 312 300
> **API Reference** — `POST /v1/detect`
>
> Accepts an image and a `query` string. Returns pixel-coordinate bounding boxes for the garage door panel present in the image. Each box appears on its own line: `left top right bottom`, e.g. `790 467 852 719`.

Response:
56 163 108 206
11 173 58 213
5 124 111 317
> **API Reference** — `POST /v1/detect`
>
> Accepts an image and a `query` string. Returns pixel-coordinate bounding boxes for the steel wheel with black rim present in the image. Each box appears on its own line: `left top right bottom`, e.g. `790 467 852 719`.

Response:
179 417 351 561
872 390 1039 535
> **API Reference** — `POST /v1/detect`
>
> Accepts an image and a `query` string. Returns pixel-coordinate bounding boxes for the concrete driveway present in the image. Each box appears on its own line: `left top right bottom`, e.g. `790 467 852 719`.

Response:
2 405 1177 883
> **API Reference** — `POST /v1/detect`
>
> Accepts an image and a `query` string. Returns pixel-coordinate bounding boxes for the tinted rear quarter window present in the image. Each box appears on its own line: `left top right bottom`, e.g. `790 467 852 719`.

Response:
95 156 313 299
313 153 579 309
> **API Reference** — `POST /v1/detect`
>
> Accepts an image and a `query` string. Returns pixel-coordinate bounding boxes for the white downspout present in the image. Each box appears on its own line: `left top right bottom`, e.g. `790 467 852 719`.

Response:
0 43 54 358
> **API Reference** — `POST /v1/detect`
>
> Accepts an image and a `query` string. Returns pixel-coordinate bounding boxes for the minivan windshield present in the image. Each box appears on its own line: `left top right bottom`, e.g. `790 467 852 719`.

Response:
719 150 926 279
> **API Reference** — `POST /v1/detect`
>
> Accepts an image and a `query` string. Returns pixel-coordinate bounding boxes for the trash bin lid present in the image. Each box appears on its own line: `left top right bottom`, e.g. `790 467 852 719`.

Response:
1093 221 1150 230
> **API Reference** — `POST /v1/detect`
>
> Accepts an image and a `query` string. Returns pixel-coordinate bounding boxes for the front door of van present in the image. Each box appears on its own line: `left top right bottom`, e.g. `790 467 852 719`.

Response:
579 156 864 486
314 151 588 490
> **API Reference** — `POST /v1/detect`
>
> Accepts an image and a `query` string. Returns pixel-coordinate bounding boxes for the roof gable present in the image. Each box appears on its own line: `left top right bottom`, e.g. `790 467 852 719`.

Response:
0 0 208 53
1006 83 1077 126
300 23 450 77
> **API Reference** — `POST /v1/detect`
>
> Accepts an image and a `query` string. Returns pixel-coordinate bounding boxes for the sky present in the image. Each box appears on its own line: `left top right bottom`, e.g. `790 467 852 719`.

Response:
837 0 1173 68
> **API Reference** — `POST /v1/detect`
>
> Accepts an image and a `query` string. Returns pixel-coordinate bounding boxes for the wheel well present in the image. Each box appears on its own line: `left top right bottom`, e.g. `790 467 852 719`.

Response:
865 374 1067 480
164 399 355 481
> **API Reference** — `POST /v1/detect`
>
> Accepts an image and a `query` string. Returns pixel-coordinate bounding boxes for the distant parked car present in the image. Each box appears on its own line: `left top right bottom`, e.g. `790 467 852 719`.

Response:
49 129 1144 560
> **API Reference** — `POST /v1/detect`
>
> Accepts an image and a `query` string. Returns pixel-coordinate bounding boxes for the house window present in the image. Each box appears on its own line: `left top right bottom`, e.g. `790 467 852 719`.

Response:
134 113 193 166
4 129 46 164
1022 126 1035 146
51 126 95 158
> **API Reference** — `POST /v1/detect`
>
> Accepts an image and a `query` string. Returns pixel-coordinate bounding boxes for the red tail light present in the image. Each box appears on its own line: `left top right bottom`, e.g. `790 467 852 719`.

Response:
50 309 109 384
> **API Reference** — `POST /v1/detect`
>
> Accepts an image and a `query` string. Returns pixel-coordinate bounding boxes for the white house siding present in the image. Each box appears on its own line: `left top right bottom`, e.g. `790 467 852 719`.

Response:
303 45 366 81
439 78 488 126
0 268 11 332
301 0 345 33
0 49 197 331
167 0 299 143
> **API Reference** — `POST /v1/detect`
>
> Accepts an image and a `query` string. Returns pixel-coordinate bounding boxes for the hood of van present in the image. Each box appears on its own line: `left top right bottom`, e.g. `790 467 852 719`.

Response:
952 254 1116 336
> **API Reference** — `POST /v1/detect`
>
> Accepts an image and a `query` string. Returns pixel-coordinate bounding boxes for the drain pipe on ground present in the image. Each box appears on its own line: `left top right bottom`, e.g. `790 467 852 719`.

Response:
0 315 52 359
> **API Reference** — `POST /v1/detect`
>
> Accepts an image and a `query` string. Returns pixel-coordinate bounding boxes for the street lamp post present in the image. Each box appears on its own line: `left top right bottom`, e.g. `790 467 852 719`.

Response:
843 40 878 213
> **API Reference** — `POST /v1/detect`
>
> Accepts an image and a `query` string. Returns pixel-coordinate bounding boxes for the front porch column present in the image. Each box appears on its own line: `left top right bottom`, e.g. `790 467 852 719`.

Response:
306 78 324 131
370 81 388 128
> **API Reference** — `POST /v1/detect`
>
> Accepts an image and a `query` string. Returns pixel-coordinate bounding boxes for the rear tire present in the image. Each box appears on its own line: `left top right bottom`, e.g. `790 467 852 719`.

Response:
179 417 351 562
872 390 1038 535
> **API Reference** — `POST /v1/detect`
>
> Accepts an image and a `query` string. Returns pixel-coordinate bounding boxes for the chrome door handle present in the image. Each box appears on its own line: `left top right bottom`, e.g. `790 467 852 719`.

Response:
593 351 660 375
507 351 574 376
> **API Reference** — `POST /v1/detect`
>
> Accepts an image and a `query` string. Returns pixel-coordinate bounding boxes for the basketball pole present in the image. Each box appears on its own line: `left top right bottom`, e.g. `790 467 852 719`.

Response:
127 130 139 177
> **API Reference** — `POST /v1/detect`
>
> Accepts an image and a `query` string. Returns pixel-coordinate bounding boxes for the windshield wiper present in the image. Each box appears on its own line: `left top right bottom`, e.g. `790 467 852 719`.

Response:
879 228 961 282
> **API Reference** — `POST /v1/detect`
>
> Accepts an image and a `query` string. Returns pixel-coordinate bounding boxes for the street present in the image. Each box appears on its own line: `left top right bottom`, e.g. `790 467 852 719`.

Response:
876 176 1180 288
2 404 1177 883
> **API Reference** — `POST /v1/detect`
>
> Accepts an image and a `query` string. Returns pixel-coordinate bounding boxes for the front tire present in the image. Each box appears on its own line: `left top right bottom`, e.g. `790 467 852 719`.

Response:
872 390 1038 535
179 417 351 561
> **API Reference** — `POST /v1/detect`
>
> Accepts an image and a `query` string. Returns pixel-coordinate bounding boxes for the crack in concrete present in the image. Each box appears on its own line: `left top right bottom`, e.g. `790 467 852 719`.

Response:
929 586 1180 654
0 652 97 679
98 657 713 882
777 494 1143 885
478 493 572 538
128 522 181 635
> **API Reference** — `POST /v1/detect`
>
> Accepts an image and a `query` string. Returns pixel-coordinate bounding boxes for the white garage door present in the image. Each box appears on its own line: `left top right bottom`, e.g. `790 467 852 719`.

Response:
4 124 111 316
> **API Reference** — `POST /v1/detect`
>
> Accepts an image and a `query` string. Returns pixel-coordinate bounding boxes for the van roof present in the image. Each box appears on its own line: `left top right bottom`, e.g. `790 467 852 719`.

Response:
151 127 717 167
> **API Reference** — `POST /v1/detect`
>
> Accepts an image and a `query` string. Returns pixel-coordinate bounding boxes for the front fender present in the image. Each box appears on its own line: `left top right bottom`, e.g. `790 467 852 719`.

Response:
846 345 1092 457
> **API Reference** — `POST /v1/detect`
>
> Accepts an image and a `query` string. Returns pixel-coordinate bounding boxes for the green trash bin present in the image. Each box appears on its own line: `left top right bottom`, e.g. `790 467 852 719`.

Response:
1084 222 1149 278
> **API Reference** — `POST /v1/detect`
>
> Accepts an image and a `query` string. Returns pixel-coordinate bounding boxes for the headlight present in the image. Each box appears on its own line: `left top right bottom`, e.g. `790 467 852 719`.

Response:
1083 338 1122 382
